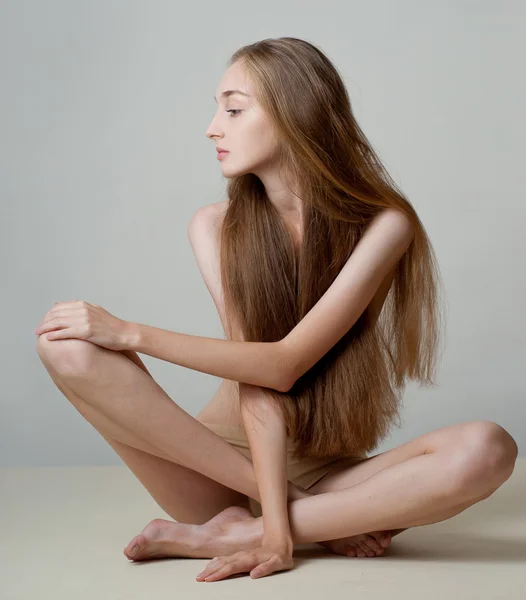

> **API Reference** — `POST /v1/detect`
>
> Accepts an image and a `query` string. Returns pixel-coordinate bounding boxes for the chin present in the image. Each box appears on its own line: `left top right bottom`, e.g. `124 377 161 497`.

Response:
220 164 251 178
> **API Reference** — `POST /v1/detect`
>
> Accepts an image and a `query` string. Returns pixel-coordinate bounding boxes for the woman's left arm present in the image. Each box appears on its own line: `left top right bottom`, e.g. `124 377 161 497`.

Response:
239 383 293 550
126 323 293 392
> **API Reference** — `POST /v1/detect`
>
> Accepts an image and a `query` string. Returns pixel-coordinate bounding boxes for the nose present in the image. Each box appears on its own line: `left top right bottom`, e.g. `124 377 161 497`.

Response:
205 113 224 141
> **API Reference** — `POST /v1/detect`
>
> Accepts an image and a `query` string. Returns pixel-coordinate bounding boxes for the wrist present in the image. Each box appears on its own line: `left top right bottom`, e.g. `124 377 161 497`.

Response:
262 516 293 549
122 321 141 351
263 534 294 555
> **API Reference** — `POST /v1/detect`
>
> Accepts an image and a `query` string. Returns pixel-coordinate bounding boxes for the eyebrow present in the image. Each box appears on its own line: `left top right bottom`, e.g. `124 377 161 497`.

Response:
213 89 251 103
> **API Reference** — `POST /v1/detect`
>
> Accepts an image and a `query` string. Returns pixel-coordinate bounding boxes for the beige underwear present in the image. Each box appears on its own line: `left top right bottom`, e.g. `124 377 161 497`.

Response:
200 421 367 518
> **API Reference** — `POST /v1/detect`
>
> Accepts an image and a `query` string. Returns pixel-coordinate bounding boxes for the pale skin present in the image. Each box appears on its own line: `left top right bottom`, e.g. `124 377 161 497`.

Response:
34 59 519 581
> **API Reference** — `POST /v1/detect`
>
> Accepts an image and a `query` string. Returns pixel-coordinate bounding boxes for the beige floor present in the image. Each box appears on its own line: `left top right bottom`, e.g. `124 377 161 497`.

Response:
2 459 525 599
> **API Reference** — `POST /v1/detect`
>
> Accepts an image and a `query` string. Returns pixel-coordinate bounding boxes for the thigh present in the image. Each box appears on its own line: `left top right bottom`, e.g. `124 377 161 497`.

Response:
308 421 476 495
101 431 252 525
40 352 251 525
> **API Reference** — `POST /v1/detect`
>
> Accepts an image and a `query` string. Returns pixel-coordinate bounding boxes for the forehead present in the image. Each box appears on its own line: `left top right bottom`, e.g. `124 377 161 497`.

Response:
214 61 253 102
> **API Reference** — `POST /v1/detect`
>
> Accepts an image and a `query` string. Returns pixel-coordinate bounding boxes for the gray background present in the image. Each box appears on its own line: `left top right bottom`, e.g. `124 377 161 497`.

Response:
2 0 524 466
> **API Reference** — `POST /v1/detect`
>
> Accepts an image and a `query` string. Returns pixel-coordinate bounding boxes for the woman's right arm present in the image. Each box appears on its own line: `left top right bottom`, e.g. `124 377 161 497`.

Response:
122 344 312 506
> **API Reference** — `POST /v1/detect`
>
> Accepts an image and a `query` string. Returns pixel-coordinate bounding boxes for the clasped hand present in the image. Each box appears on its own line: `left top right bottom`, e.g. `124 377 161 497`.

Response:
196 538 294 582
34 300 132 351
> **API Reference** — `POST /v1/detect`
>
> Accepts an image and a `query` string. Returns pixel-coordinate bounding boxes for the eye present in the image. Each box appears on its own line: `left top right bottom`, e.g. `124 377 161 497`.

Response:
226 109 242 117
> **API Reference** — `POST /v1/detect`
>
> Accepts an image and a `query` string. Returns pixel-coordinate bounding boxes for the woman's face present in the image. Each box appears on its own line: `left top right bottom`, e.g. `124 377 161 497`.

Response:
206 61 280 178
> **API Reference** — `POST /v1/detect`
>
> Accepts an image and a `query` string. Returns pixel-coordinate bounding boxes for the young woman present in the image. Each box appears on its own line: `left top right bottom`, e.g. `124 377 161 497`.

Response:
35 37 518 582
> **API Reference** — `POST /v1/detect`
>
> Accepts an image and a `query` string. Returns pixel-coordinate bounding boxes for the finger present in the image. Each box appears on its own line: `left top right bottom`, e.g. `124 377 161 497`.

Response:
45 328 78 341
36 310 59 329
35 322 58 334
36 316 79 335
36 309 77 330
196 557 222 580
35 319 69 335
203 562 236 582
251 567 272 578
250 556 276 579
203 552 257 582
199 556 234 579
52 301 81 310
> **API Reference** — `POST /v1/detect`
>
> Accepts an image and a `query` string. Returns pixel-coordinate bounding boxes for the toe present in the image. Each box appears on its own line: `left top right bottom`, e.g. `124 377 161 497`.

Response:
355 545 366 558
124 535 143 559
346 544 357 557
358 541 374 557
124 544 140 560
365 535 382 554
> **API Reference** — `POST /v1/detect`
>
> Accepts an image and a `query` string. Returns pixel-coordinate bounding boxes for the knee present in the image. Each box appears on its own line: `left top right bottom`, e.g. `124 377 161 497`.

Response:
36 334 100 378
451 420 519 495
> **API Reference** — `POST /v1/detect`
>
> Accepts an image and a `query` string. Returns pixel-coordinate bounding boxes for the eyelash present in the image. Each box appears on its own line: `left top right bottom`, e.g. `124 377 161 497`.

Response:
226 109 242 117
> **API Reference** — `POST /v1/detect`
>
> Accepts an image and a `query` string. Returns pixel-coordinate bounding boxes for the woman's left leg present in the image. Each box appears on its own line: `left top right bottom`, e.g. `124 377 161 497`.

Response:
118 420 516 574
284 419 518 543
216 420 517 551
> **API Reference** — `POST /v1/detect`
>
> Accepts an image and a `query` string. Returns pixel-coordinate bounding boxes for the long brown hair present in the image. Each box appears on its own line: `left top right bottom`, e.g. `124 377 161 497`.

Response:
219 37 448 460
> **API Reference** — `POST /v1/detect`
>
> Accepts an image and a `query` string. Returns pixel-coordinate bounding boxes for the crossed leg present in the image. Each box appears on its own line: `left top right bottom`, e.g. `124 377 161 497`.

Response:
300 423 509 556
36 336 518 556
36 337 257 525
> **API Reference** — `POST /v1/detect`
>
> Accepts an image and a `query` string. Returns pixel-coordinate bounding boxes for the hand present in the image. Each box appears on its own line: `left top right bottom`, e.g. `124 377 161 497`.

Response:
34 300 132 351
196 540 294 582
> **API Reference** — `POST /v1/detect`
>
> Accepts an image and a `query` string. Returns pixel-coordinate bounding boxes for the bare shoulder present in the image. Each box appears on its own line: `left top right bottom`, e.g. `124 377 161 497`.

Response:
367 207 413 237
195 199 227 222
188 200 227 242
187 200 233 336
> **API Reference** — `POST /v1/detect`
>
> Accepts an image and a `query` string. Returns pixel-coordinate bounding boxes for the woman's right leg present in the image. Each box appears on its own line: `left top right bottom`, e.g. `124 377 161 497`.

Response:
36 335 255 525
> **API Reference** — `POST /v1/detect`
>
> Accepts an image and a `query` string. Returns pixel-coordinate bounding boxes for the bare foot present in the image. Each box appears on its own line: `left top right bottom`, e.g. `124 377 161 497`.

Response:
123 505 398 562
318 530 392 558
213 508 396 559
123 506 258 562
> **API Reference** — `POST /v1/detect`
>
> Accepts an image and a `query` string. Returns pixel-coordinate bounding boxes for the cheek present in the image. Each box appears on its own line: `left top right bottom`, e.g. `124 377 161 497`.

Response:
241 121 278 161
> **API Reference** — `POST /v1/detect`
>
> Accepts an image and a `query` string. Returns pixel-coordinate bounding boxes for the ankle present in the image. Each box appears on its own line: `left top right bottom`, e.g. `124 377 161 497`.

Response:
222 517 264 552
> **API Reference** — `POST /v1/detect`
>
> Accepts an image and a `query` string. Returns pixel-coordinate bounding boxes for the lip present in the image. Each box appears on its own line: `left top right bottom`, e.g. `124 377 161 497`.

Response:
217 150 229 160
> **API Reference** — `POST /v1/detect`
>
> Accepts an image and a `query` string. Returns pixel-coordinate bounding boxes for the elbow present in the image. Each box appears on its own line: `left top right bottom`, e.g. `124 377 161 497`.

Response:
278 375 295 393
275 339 299 393
269 370 293 393
278 366 297 393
